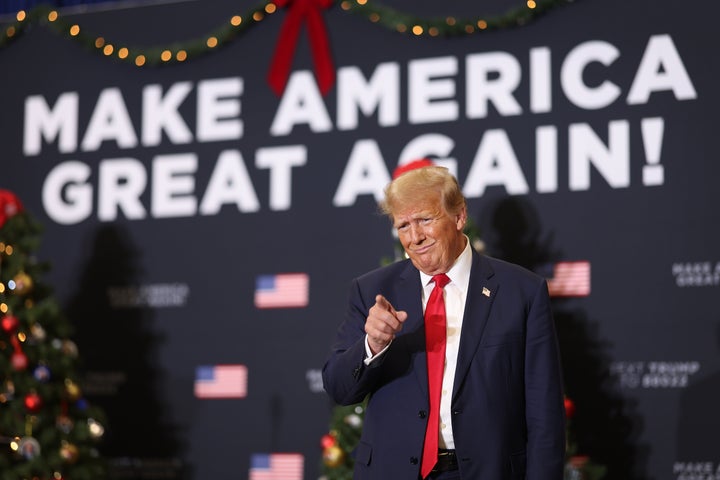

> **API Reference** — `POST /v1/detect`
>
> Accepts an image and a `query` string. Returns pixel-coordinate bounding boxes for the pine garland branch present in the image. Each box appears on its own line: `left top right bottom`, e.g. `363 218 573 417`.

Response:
0 0 577 66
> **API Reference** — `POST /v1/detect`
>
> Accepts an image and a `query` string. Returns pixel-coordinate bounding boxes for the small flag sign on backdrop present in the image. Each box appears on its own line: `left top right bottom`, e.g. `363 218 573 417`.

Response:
254 273 309 309
249 453 304 480
546 261 591 297
194 365 247 399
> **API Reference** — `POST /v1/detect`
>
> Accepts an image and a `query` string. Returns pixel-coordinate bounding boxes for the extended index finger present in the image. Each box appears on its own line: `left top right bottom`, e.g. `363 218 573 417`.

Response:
373 294 407 326
375 294 393 312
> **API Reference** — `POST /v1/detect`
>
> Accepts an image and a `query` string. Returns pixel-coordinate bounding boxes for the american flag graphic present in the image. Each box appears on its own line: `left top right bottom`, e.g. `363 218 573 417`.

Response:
194 365 247 399
254 273 309 309
546 261 591 297
249 453 304 480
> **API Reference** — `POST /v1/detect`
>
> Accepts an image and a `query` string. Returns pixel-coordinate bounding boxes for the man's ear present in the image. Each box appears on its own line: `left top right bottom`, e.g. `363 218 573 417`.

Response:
456 207 467 231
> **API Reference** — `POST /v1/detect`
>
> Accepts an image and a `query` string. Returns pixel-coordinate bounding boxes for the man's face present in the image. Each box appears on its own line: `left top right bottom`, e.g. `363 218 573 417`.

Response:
393 195 467 276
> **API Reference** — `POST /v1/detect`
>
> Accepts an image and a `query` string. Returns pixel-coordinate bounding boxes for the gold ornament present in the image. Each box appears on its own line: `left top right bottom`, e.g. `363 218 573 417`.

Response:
12 272 33 295
322 445 345 468
0 380 14 403
59 441 79 463
64 379 81 401
30 323 46 341
61 339 79 357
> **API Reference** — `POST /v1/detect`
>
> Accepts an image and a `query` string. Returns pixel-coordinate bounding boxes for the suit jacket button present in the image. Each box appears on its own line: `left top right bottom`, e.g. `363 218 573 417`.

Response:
410 457 418 465
418 410 427 419
452 410 461 415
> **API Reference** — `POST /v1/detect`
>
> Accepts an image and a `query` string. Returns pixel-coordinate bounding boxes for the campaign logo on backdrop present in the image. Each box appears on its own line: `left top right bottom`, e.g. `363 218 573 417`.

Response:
305 369 324 394
610 361 700 389
673 461 720 480
672 261 720 287
254 273 309 309
194 365 247 399
108 457 185 479
107 283 190 308
81 370 127 396
541 261 591 297
249 453 304 480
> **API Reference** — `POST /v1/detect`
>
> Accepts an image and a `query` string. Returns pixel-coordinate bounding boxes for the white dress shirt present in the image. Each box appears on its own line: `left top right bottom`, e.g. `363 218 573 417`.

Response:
418 238 472 449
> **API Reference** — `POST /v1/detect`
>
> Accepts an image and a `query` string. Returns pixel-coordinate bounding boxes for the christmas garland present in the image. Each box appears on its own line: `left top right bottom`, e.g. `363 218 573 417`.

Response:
341 0 574 35
0 0 576 67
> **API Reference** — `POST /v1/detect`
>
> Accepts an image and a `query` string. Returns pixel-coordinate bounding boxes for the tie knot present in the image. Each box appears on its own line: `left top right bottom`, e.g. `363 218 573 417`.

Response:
432 273 450 289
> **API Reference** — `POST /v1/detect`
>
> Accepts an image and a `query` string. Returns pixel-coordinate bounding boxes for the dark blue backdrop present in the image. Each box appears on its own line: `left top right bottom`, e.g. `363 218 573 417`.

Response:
1 0 718 478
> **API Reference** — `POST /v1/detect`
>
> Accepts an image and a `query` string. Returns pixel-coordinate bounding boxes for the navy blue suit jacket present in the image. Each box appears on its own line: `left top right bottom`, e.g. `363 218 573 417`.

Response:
322 251 566 480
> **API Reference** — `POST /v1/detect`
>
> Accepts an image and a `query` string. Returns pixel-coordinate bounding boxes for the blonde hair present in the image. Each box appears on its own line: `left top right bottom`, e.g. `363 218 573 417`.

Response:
379 166 466 219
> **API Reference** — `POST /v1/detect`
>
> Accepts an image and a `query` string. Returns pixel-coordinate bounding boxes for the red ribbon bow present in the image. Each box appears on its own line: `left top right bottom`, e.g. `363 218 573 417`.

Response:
267 0 335 96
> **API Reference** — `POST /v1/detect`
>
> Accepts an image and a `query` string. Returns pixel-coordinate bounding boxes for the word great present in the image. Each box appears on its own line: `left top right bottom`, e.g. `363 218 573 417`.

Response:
23 34 696 224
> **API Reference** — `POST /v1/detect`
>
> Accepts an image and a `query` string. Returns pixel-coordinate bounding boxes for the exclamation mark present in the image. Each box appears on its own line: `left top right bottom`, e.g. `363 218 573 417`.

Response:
642 117 664 186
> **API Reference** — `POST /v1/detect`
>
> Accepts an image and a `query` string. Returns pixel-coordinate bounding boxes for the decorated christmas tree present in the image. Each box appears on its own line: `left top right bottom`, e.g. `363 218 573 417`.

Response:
563 396 607 480
0 191 106 480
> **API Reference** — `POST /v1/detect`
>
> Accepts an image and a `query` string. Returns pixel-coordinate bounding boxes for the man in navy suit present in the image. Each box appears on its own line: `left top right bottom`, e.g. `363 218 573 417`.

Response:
322 166 566 479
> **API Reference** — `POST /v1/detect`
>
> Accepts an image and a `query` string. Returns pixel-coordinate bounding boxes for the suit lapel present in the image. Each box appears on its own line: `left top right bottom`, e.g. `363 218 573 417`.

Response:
452 252 498 401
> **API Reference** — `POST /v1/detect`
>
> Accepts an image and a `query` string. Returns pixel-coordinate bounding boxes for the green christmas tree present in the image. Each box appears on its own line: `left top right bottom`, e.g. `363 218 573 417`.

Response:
320 401 366 479
563 396 607 480
0 191 107 480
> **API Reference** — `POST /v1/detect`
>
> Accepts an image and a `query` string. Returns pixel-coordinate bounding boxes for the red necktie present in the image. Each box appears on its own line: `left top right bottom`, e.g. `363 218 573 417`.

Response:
421 273 450 479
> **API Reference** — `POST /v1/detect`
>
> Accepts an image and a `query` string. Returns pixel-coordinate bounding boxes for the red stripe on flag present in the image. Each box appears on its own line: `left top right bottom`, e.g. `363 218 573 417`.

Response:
249 453 304 480
546 261 591 297
194 365 248 399
254 273 309 309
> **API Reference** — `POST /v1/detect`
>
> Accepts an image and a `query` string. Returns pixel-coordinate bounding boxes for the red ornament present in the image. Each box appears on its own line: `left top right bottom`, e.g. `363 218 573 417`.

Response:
1 314 19 333
0 190 23 228
11 351 28 371
320 433 336 449
569 455 589 468
564 396 576 419
24 392 42 412
392 159 435 179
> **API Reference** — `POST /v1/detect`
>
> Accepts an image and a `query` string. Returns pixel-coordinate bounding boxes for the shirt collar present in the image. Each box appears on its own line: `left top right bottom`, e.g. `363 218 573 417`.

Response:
419 235 473 291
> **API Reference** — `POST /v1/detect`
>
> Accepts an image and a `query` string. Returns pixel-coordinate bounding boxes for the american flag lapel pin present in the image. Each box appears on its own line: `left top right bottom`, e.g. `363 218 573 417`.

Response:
482 287 491 297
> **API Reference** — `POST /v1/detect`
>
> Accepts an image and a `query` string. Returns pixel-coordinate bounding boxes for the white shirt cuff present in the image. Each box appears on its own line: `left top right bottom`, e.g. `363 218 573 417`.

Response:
364 334 391 365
